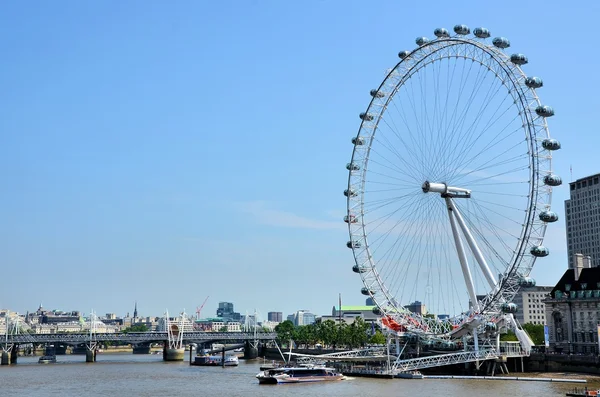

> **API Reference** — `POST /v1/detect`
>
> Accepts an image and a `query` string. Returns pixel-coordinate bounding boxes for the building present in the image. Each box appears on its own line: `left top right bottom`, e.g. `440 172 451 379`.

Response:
565 172 600 269
290 310 316 326
511 285 553 325
404 301 427 315
267 312 282 322
544 255 600 354
216 302 241 321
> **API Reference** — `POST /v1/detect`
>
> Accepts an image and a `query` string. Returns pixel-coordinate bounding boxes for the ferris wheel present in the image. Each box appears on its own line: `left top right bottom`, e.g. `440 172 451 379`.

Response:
345 25 561 345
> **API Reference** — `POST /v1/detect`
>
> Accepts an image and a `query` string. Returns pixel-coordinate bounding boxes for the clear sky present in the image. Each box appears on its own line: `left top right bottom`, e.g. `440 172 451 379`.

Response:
1 1 598 320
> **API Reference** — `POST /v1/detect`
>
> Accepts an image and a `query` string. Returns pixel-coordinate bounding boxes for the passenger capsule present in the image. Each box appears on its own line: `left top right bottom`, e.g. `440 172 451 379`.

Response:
473 27 490 38
492 37 510 49
485 322 497 332
344 214 357 223
353 264 368 273
343 188 357 197
416 37 429 46
544 174 562 187
370 89 385 98
361 287 374 296
398 50 410 59
542 138 561 151
535 105 554 117
359 112 374 121
347 240 361 249
346 162 360 171
510 53 528 65
518 277 537 288
539 210 559 223
501 303 518 314
434 28 449 38
530 245 550 257
453 24 470 35
525 76 543 88
372 307 382 315
352 136 365 145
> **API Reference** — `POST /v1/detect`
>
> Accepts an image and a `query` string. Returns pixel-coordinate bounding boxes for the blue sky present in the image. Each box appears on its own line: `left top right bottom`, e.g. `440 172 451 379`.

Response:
1 1 598 320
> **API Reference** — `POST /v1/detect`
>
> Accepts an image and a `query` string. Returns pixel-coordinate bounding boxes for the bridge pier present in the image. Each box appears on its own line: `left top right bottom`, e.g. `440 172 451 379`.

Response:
163 347 185 361
132 344 151 354
243 340 258 359
1 351 11 365
86 347 97 363
10 346 18 364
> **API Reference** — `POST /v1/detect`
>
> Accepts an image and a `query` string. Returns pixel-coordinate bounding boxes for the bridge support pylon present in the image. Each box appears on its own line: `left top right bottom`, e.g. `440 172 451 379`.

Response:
86 347 97 363
163 310 185 362
1 350 11 365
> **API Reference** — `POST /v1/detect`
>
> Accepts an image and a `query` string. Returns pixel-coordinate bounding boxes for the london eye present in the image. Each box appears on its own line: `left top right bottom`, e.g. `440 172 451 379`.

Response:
345 25 561 351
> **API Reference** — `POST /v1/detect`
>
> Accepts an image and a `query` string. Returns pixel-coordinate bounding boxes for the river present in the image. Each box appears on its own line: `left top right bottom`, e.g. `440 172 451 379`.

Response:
2 353 597 396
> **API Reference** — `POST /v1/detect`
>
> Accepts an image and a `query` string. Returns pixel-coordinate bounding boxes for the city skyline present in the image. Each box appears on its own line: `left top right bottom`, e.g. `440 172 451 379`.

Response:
2 2 598 317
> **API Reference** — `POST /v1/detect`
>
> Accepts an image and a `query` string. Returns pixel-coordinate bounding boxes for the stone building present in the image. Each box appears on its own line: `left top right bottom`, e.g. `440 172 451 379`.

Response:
512 285 553 325
544 254 600 354
565 172 600 269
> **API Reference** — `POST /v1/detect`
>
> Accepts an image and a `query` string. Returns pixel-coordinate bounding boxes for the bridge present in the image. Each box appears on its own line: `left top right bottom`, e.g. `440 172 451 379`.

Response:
3 331 276 345
0 331 276 365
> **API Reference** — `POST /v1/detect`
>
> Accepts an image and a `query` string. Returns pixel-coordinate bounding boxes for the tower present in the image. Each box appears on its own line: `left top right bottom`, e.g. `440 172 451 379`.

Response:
133 301 138 320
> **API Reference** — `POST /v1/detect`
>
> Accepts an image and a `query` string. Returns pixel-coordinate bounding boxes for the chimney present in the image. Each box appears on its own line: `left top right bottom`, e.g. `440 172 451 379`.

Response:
573 253 591 281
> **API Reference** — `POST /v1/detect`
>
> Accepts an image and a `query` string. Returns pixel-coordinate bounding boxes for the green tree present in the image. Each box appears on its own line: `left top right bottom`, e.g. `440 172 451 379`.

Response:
274 320 295 347
500 330 518 342
369 330 386 345
318 320 338 349
219 326 228 333
522 323 545 345
122 324 149 333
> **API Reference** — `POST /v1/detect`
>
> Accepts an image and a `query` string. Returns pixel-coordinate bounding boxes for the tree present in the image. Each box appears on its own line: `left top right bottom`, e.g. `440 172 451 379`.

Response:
522 323 545 345
369 330 386 345
122 324 149 333
274 320 295 347
219 326 228 333
500 329 518 342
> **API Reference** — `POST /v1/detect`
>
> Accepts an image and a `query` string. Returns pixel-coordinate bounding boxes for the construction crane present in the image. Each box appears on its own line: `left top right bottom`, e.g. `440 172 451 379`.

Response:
196 296 209 321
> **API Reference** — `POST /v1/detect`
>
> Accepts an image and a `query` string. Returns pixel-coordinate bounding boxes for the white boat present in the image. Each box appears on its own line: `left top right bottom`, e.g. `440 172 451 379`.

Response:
192 354 239 366
256 365 344 384
38 355 57 364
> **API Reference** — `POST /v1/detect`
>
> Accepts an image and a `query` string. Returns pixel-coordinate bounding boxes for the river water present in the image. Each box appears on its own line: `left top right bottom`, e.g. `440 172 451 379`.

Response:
1 353 596 396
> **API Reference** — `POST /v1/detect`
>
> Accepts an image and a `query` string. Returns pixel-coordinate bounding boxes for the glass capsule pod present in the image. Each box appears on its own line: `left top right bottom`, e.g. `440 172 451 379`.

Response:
344 214 357 223
544 174 562 186
359 112 374 121
485 322 497 332
518 276 537 288
492 37 510 49
353 264 368 273
525 76 543 88
352 136 365 145
370 89 385 98
398 50 410 59
473 27 490 38
347 240 361 249
415 37 429 46
530 245 550 257
361 287 374 296
434 28 449 38
542 138 561 150
372 306 382 315
535 105 554 117
453 24 470 35
539 210 559 223
510 53 528 65
346 162 360 171
501 303 518 314
343 188 357 197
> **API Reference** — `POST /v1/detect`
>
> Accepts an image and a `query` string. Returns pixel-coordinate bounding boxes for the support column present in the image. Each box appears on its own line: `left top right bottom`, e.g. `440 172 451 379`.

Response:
1 351 11 365
10 346 18 364
86 347 96 363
